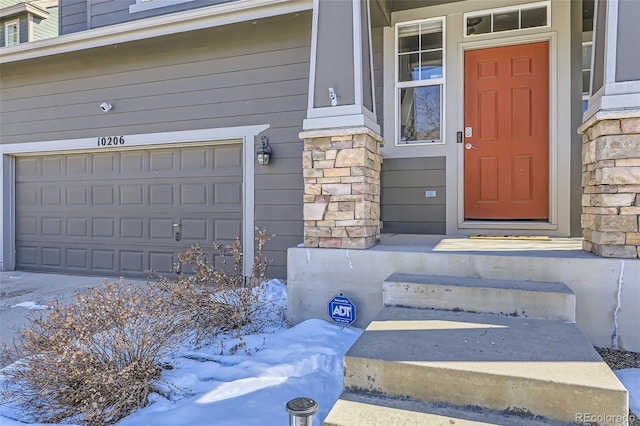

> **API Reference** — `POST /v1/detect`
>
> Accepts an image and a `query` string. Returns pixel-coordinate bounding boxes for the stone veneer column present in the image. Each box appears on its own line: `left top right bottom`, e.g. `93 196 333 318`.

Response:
579 109 640 258
299 127 382 249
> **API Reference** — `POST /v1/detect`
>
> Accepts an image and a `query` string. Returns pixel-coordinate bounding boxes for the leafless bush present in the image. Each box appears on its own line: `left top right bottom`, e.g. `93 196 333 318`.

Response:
0 280 187 425
151 228 283 344
0 229 281 425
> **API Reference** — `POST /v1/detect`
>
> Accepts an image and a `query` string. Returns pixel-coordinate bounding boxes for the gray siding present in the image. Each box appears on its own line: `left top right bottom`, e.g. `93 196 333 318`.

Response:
60 0 235 35
33 6 59 41
91 0 234 29
1 12 312 278
616 0 640 82
381 157 446 234
59 0 87 34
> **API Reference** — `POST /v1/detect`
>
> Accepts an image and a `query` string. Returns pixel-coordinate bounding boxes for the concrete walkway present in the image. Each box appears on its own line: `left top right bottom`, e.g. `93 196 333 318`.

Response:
0 271 146 368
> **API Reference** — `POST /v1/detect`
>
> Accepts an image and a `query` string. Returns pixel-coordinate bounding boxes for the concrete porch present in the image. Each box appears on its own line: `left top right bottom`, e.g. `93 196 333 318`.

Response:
287 234 640 352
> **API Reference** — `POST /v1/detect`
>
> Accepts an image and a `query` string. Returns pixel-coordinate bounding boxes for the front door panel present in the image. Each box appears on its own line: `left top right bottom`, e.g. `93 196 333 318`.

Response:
464 42 549 220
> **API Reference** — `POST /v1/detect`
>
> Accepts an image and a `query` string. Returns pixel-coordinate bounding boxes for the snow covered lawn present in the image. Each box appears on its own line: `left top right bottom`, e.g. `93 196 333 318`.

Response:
0 280 362 425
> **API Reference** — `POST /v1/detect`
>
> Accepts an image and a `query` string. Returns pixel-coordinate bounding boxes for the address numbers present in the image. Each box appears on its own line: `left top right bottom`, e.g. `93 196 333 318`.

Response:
97 136 125 147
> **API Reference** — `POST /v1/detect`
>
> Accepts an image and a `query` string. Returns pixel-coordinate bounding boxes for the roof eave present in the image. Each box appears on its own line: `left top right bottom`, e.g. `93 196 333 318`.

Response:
0 0 312 64
0 2 50 20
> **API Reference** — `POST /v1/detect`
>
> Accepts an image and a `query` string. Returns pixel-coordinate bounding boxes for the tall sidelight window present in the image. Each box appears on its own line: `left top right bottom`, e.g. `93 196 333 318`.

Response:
5 19 19 46
395 18 445 145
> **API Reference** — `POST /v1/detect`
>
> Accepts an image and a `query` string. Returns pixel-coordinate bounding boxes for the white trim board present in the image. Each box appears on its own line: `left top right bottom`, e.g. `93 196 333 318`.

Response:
0 0 312 64
130 0 197 14
0 124 270 275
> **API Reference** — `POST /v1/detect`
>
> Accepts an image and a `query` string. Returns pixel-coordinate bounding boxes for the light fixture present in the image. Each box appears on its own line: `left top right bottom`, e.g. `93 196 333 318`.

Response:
99 102 113 112
257 136 272 165
328 87 338 106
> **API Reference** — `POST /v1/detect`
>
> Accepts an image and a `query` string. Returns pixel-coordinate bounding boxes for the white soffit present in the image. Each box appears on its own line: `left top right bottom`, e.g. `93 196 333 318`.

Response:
0 0 312 64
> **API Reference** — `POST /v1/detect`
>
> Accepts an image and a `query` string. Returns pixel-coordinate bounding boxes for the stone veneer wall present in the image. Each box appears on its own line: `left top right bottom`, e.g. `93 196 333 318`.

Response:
299 127 383 249
579 109 640 258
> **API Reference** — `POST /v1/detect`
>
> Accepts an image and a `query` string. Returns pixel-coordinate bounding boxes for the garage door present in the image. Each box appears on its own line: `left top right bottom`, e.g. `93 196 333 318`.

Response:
15 144 243 276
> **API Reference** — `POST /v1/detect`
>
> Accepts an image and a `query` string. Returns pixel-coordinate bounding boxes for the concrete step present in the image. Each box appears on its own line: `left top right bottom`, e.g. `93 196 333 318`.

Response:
342 306 628 425
324 392 576 426
383 273 576 321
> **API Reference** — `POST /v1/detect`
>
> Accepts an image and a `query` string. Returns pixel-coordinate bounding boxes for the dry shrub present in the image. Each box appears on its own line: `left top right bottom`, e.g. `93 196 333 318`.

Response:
0 229 280 424
152 228 282 344
1 280 187 425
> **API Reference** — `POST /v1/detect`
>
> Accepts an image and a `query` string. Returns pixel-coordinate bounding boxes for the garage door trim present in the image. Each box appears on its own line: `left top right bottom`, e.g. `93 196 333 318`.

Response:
1 124 270 274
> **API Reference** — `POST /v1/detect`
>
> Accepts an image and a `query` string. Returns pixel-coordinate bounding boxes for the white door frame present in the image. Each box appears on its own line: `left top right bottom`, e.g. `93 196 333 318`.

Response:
456 32 559 232
0 124 269 274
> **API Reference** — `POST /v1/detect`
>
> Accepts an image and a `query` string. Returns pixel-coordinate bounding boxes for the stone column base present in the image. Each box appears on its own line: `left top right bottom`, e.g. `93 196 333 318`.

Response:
579 109 640 258
299 127 383 249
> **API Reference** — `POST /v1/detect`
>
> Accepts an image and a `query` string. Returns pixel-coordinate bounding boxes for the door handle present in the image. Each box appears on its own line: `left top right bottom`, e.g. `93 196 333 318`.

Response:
465 142 478 150
173 223 182 241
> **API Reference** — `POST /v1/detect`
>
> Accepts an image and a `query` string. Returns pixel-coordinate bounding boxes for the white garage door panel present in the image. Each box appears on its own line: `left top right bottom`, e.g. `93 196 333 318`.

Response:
15 144 243 276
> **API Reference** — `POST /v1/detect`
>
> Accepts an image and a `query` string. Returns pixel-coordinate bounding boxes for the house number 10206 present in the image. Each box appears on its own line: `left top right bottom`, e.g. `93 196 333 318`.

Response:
97 136 125 146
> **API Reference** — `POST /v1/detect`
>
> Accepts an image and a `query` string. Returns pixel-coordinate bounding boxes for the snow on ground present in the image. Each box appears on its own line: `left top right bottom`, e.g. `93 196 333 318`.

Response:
116 318 362 426
10 302 49 310
1 278 639 425
0 280 363 426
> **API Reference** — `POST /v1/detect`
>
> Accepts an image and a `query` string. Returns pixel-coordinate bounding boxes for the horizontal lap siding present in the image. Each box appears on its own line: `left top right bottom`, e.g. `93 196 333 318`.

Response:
33 6 59 40
1 24 311 140
59 0 87 34
89 0 235 31
381 157 446 234
1 12 312 278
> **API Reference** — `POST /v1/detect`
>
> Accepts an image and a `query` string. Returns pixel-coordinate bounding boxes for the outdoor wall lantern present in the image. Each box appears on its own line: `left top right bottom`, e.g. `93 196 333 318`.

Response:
257 136 272 165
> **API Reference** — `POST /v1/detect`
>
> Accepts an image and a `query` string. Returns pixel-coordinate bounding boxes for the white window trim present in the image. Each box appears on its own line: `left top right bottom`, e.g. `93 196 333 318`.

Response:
582 39 593 104
130 0 197 14
4 19 19 46
463 1 551 38
394 16 446 146
0 125 269 274
583 0 640 119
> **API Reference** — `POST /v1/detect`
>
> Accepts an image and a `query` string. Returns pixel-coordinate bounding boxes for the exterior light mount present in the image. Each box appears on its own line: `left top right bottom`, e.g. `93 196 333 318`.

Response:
257 136 272 165
328 87 338 106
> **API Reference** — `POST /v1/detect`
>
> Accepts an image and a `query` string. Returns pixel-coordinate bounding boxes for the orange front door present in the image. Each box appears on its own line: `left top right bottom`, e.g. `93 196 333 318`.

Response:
464 42 549 220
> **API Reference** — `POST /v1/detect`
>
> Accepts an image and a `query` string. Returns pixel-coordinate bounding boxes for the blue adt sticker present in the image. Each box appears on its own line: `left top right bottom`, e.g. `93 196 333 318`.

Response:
328 295 356 326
